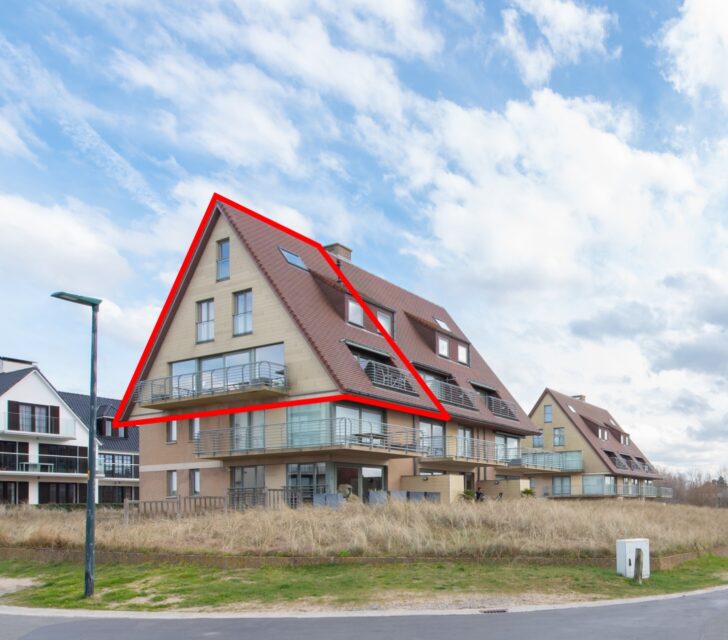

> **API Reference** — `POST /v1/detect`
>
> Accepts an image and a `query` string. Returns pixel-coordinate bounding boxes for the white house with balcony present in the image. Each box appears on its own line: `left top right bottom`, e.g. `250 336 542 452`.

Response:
0 356 100 505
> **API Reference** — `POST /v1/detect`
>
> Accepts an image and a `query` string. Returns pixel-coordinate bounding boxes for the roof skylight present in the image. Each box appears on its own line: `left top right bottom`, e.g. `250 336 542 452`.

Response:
280 247 307 270
434 317 451 331
568 404 576 413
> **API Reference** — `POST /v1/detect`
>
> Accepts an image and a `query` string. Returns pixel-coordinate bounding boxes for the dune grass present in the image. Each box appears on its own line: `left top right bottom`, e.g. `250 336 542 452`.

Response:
0 500 727 559
1 555 728 611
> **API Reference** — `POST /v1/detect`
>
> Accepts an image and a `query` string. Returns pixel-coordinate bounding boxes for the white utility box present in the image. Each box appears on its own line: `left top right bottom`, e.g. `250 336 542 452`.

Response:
616 538 650 579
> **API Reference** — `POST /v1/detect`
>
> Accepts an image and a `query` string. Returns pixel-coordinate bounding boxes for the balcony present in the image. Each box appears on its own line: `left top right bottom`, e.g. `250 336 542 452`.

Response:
658 487 674 499
0 453 87 476
420 436 583 472
428 380 479 410
135 361 289 410
485 395 518 420
361 360 417 395
0 413 76 439
195 418 426 460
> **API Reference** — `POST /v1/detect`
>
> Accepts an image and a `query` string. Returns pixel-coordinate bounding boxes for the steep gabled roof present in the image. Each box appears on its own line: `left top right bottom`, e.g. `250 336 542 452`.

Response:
59 391 138 454
0 367 35 396
538 388 660 479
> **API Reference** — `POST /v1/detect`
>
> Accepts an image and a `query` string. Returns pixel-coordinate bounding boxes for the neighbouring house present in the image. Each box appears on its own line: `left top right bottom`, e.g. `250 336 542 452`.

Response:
120 199 585 505
0 356 96 505
527 388 670 499
59 392 139 504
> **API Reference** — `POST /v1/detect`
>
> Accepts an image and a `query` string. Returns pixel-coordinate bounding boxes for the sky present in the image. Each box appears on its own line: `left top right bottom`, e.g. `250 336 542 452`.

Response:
0 0 726 473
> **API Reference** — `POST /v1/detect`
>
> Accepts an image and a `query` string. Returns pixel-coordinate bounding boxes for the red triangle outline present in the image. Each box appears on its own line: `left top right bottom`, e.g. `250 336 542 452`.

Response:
114 193 450 428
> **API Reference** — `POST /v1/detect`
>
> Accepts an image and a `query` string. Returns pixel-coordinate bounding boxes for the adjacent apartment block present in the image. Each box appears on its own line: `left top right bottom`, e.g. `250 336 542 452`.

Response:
528 389 669 499
0 357 139 505
59 392 139 504
123 201 588 504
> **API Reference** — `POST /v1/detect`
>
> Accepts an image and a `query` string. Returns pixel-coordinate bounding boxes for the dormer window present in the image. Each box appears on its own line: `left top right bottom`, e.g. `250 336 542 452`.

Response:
457 343 469 365
376 309 393 335
347 298 364 326
434 317 451 331
437 335 449 357
621 434 630 445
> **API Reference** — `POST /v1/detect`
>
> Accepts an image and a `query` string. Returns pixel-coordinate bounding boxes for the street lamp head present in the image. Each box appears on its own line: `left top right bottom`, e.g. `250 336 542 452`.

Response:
51 291 102 308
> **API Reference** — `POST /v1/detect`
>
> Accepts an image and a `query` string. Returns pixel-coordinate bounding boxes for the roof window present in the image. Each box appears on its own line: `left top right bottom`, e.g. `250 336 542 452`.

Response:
280 247 307 270
434 317 451 331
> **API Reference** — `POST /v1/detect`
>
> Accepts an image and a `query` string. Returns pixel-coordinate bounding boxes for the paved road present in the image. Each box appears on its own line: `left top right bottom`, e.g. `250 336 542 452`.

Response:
3 588 728 640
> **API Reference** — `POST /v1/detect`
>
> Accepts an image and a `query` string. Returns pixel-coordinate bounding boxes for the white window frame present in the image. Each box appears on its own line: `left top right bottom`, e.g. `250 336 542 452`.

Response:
166 420 177 443
376 309 392 335
347 298 364 326
457 343 469 364
437 335 449 357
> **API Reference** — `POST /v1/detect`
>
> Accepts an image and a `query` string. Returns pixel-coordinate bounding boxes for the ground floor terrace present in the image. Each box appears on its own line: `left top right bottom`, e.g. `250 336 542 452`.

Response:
138 398 590 504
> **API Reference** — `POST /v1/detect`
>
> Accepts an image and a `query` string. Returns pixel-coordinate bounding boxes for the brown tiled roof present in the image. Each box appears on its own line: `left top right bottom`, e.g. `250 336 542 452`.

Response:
542 388 661 479
222 202 537 434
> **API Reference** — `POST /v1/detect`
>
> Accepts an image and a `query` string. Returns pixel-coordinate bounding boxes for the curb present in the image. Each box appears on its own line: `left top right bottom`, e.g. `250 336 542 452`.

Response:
1 583 727 620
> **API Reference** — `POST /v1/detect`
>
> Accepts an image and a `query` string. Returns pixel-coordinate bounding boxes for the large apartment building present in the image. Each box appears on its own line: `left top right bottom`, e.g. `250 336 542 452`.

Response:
528 389 668 499
122 200 591 504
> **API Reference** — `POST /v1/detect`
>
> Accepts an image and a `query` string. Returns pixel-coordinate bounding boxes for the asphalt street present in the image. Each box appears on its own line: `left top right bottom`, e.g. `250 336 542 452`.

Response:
3 587 727 640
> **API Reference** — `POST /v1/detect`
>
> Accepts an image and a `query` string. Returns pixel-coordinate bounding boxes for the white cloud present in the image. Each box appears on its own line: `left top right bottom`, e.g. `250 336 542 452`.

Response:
498 0 617 86
100 299 160 348
659 0 728 107
111 51 303 172
0 194 132 293
0 113 34 159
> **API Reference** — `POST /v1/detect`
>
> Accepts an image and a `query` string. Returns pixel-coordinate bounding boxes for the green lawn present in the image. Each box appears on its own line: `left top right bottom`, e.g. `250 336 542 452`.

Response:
0 556 727 611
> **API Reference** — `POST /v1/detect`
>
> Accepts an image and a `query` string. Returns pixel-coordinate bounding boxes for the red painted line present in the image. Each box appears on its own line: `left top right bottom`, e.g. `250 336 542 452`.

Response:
114 194 450 428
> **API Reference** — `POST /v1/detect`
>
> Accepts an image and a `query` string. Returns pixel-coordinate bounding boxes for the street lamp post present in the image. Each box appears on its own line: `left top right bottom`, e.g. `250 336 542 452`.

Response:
51 291 102 598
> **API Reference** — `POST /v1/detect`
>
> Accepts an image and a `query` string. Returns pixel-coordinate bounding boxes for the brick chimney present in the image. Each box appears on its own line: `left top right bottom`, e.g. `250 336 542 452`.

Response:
324 243 352 262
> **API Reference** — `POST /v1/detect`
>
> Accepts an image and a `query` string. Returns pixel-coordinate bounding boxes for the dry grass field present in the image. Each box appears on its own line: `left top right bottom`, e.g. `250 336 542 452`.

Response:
1 500 726 559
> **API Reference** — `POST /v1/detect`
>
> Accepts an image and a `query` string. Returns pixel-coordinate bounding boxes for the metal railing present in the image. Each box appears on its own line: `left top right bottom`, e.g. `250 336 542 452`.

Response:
361 360 416 394
122 496 226 523
427 379 479 410
196 319 214 342
0 412 76 437
195 418 424 457
135 361 288 405
101 465 139 479
0 452 88 474
608 454 629 470
420 435 582 471
486 395 518 420
227 486 323 510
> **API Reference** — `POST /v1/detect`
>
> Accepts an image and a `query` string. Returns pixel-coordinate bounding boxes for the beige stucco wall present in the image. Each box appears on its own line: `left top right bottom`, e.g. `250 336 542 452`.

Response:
482 478 529 499
400 474 464 504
